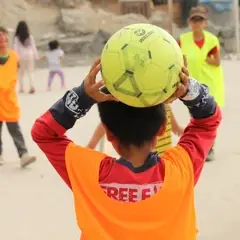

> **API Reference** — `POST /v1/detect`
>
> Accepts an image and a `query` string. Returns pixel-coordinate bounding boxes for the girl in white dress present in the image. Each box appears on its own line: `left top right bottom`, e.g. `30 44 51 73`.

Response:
13 21 38 94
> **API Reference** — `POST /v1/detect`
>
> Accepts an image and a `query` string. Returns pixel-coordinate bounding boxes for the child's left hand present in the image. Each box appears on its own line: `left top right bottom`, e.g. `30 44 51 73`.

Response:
164 56 189 104
206 56 213 65
84 59 117 103
206 55 220 66
165 66 189 104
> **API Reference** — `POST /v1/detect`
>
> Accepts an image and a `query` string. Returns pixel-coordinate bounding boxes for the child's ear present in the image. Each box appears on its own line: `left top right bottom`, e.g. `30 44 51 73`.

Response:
157 120 167 137
105 127 115 142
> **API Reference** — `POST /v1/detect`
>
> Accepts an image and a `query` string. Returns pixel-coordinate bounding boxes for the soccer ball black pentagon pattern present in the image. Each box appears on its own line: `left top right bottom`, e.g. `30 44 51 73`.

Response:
101 24 183 107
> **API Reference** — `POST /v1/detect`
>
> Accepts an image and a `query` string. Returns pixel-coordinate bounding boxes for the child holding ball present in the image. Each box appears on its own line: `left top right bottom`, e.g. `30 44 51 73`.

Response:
32 57 221 239
87 105 184 155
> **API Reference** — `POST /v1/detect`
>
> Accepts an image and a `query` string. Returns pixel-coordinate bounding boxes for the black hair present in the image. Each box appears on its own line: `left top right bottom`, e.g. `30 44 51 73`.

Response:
97 101 166 147
0 26 8 34
48 40 59 51
15 21 30 46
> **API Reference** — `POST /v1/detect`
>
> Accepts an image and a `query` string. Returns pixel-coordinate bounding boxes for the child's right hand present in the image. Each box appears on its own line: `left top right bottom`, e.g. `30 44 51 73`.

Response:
84 59 117 103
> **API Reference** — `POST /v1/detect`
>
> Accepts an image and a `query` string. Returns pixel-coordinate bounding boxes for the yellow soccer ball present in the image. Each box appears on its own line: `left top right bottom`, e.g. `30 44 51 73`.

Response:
101 23 183 107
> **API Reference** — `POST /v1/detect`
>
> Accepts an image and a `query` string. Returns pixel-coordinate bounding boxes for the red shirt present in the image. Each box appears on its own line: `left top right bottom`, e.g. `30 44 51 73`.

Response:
177 39 218 56
31 106 221 202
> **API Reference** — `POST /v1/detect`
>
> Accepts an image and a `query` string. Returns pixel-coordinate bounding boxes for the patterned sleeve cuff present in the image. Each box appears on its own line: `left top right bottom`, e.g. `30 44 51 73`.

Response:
49 82 97 130
180 78 217 119
63 82 97 119
180 78 201 102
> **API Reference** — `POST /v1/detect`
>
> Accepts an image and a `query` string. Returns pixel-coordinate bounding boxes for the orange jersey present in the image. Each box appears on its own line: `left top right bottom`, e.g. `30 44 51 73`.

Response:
65 143 197 240
31 77 222 239
0 49 20 122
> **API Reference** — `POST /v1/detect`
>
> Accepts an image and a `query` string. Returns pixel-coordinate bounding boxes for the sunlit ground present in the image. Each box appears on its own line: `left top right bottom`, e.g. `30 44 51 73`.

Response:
0 61 239 240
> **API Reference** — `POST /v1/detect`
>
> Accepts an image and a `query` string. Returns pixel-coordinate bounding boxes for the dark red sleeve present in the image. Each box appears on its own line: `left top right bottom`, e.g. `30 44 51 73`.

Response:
178 106 221 185
208 46 218 56
31 111 72 189
177 40 181 47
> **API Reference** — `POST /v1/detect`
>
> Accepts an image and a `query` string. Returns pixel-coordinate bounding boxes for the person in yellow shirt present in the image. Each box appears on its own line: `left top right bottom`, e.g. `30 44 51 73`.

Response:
87 105 184 156
178 6 225 161
0 26 36 167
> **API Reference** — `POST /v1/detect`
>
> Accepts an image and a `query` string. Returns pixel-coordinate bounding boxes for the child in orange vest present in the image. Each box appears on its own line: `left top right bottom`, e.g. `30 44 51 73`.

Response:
32 59 221 239
0 26 36 167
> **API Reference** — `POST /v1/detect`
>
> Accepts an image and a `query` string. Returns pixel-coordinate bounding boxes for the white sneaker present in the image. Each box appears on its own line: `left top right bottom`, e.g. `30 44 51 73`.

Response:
20 153 36 168
0 155 4 166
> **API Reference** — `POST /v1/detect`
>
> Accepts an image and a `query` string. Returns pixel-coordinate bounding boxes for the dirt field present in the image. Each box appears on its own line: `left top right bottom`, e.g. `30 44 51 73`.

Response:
0 61 239 240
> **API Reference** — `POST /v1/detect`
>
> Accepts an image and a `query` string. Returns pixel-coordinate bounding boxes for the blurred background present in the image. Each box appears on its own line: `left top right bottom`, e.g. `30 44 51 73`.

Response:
0 0 239 67
1 1 240 240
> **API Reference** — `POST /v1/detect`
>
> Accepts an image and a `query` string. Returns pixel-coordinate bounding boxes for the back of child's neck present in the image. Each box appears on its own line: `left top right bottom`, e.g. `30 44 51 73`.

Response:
193 30 204 40
120 144 152 168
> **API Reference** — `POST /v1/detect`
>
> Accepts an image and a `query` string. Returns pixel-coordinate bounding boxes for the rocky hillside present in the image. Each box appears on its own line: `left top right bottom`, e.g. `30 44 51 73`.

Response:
37 2 173 56
1 1 59 39
0 0 238 66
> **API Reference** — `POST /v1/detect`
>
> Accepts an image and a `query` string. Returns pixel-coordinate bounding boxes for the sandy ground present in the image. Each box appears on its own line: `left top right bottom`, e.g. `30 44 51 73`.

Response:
0 61 239 240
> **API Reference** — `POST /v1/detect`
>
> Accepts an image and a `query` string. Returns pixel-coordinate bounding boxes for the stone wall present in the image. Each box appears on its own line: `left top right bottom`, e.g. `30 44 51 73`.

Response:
37 2 168 56
34 0 239 59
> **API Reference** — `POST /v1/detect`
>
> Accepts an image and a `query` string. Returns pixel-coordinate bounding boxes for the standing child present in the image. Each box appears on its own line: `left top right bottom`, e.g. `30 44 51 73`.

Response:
178 6 225 161
32 58 221 239
41 40 65 91
13 21 38 94
0 26 36 167
87 105 184 156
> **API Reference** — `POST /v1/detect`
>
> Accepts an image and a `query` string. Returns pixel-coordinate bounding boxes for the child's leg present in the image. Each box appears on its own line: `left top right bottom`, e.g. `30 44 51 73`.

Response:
0 122 3 156
6 122 36 167
26 59 35 93
56 70 65 88
47 71 56 90
6 122 28 158
18 60 27 92
0 122 3 164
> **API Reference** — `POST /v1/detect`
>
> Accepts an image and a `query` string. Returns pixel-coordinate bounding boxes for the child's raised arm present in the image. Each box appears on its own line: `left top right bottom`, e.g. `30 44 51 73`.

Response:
31 59 115 188
178 78 222 184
